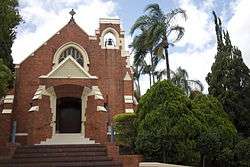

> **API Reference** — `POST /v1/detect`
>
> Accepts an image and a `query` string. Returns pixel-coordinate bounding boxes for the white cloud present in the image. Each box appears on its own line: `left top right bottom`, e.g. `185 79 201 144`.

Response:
227 0 250 67
12 0 117 64
139 46 216 94
169 47 216 94
138 0 217 94
175 0 215 50
11 0 250 95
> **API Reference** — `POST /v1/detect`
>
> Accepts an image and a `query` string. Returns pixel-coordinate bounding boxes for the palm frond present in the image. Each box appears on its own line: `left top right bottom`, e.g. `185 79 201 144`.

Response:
165 8 187 25
142 64 152 75
167 25 185 42
155 69 167 80
133 49 147 67
188 80 204 92
130 15 151 35
145 3 161 14
175 67 188 79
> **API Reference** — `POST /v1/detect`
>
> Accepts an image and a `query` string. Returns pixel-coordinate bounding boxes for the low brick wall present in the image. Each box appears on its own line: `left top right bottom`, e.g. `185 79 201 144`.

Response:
0 143 19 160
121 154 143 167
106 143 143 167
139 162 191 167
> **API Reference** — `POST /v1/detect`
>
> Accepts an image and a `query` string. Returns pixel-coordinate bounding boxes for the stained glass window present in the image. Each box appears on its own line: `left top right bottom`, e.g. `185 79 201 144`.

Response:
58 47 84 67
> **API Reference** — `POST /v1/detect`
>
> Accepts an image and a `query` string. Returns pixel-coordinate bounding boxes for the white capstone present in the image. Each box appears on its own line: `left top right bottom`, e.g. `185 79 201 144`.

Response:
124 95 133 103
28 106 39 112
125 109 134 113
92 86 104 100
3 95 14 103
2 109 12 114
124 72 132 81
97 106 107 112
99 18 120 24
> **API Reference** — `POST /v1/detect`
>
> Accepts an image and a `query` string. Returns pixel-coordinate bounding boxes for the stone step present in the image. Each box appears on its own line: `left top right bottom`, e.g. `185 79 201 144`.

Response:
0 144 122 167
0 161 122 167
21 144 104 149
46 136 89 140
15 147 107 154
40 140 96 145
1 156 112 163
13 151 106 158
39 135 96 145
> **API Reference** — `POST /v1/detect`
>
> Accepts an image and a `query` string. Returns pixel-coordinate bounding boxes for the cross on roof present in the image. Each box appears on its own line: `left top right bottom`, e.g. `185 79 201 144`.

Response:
69 9 76 20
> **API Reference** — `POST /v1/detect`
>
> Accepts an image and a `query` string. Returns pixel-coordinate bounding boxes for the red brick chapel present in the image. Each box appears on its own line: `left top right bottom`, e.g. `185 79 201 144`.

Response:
0 11 141 166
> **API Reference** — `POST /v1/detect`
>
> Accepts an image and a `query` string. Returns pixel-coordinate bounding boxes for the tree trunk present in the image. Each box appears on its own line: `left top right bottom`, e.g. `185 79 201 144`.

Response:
200 154 206 167
164 46 171 80
150 50 155 84
163 146 166 163
149 73 152 87
137 78 141 97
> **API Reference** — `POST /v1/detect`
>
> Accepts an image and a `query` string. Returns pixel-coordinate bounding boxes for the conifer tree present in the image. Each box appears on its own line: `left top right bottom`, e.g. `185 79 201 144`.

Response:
0 0 21 98
206 11 250 137
0 0 21 70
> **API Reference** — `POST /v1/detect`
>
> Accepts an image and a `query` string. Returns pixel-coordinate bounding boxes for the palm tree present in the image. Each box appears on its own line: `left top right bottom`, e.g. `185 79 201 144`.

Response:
130 30 162 88
154 69 167 81
133 65 142 97
171 67 204 94
130 3 187 80
132 48 146 96
131 34 147 88
151 55 165 82
130 29 156 86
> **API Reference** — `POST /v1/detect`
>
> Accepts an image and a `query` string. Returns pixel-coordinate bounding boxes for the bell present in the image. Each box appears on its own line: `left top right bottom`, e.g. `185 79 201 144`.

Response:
106 38 114 46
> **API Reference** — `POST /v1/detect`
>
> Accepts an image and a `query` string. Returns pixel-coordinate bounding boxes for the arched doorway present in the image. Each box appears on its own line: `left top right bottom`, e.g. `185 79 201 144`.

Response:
56 97 81 133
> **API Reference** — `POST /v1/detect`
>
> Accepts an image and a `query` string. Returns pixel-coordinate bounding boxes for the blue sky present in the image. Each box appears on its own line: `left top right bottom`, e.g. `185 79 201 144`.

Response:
12 0 250 93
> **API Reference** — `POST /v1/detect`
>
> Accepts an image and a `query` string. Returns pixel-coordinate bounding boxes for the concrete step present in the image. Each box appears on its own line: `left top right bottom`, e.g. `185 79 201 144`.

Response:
39 134 96 145
13 151 106 158
2 156 112 163
21 144 105 149
15 147 107 154
0 161 122 167
0 144 122 167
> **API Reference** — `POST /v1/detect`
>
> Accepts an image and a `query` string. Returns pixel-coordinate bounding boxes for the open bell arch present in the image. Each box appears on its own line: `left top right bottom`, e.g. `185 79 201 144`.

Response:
100 27 120 49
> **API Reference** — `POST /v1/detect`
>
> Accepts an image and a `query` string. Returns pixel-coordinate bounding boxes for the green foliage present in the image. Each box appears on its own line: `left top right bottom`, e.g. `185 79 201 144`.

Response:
113 113 136 123
0 0 21 70
192 95 237 166
206 12 250 137
234 137 250 167
171 67 204 94
136 80 197 164
113 113 137 150
134 80 236 166
0 59 13 98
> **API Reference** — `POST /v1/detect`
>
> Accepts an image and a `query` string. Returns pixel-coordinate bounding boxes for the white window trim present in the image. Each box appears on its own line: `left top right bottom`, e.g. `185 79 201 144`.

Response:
53 42 90 71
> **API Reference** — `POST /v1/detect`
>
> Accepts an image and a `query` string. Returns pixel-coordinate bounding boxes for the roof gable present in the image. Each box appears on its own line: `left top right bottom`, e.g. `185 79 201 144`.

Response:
40 56 97 79
19 20 90 66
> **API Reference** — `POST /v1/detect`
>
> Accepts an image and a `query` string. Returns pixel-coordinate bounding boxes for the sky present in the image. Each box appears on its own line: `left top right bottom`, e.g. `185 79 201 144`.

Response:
12 0 250 94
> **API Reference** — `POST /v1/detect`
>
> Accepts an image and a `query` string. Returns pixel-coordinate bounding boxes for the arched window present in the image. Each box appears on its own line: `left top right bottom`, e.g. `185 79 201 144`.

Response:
58 47 84 67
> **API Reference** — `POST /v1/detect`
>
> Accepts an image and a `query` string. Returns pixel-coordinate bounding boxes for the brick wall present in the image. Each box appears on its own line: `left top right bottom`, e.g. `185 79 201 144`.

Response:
0 113 12 145
106 143 143 167
0 18 134 145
